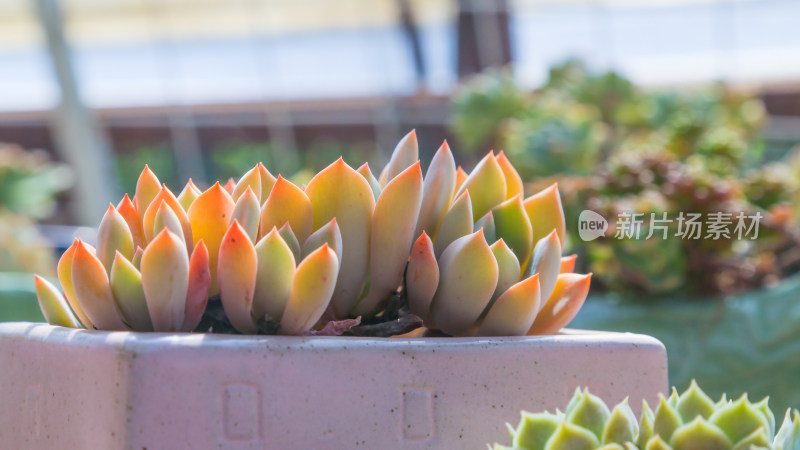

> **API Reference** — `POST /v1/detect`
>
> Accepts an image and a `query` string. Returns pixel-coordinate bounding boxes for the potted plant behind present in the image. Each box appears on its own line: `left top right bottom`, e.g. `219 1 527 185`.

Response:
0 143 73 323
0 132 667 448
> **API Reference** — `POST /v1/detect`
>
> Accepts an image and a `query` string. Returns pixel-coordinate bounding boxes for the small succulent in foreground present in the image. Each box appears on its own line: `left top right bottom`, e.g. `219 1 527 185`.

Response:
493 381 800 450
34 131 590 336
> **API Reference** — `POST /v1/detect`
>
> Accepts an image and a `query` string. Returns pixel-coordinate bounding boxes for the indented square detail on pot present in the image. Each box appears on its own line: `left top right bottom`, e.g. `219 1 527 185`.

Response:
401 387 434 442
222 383 261 442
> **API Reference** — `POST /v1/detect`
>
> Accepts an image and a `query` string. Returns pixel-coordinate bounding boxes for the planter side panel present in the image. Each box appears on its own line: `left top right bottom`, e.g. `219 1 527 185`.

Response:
125 334 667 449
0 324 129 449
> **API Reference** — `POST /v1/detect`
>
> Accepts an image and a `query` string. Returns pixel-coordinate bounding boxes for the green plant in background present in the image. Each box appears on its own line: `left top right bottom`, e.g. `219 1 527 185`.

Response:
451 59 799 297
0 144 73 276
493 381 800 450
0 143 73 220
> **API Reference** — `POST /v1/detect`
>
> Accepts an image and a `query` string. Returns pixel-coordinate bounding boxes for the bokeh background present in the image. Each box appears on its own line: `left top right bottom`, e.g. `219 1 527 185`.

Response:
2 0 800 411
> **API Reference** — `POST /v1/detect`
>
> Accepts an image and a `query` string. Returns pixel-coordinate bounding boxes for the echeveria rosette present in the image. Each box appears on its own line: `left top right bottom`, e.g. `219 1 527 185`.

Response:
394 133 591 337
34 167 215 332
493 381 800 450
34 130 590 337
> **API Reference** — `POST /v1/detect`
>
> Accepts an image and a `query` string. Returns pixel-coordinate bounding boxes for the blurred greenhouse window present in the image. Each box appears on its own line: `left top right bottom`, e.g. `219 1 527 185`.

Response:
1 0 800 227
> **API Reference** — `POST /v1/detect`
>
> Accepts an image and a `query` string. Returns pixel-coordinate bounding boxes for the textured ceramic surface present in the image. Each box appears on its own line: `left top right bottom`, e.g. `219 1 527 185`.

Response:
0 322 667 449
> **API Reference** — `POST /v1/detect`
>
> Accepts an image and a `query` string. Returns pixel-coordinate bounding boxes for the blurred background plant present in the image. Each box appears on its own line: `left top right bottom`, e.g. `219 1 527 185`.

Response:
0 143 72 275
451 60 800 298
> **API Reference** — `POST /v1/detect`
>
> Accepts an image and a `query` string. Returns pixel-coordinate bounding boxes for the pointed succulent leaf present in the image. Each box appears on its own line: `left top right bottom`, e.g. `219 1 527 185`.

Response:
565 388 611 440
377 164 388 188
414 140 456 239
429 231 498 336
141 229 189 332
131 246 143 269
305 158 375 317
223 178 235 194
153 201 185 247
773 409 800 450
560 255 577 274
259 175 313 244
357 163 382 201
34 275 81 328
232 165 262 202
512 411 563 450
668 387 680 408
97 204 134 272
524 183 566 246
232 187 261 242
528 272 592 335
653 395 683 443
603 398 638 445
218 221 258 334
117 194 145 251
71 241 128 330
544 421 599 450
638 400 656 448
302 219 343 267
455 166 468 191
753 397 776 439
731 427 770 450
668 417 732 450
182 240 211 332
489 239 522 308
278 222 302 262
135 165 161 217
597 445 626 450
109 252 152 331
455 152 507 220
476 274 540 336
434 190 473 258
527 230 562 301
493 195 533 265
565 387 584 414
496 151 524 200
355 162 423 316
383 129 418 185
253 228 296 321
405 233 439 322
280 244 339 335
257 163 277 203
177 179 202 211
142 185 193 249
710 395 771 444
646 435 675 450
474 211 496 243
677 380 716 422
187 182 234 295
58 240 92 328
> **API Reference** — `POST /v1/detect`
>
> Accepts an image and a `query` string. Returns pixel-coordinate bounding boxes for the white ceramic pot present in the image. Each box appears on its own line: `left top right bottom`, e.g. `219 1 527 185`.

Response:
0 323 667 449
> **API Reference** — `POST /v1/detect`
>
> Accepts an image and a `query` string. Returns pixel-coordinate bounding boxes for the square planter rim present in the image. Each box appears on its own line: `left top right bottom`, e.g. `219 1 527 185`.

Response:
0 322 664 353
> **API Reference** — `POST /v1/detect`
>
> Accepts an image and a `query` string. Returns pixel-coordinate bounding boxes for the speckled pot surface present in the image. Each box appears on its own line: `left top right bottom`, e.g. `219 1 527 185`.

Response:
0 322 667 449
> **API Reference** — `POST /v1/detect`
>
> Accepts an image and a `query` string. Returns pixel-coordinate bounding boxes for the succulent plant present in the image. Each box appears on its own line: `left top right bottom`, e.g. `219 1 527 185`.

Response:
34 132 590 337
388 137 591 337
493 381 800 450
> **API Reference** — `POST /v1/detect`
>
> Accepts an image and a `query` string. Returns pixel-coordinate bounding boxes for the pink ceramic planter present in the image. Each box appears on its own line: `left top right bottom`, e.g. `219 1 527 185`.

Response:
0 322 667 449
